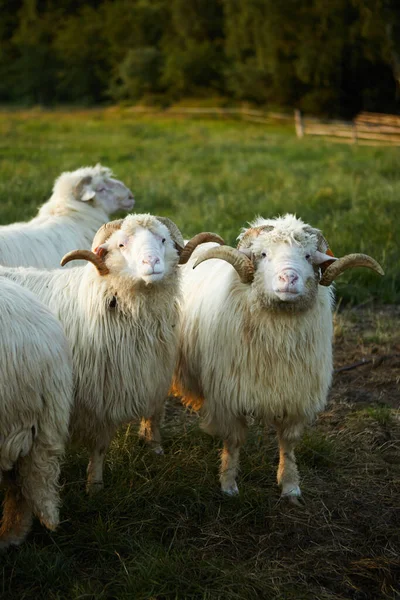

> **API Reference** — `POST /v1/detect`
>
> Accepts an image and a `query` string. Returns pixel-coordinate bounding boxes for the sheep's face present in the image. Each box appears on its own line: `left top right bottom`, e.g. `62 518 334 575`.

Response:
52 165 134 214
76 174 135 215
250 238 319 311
239 216 334 313
99 216 179 284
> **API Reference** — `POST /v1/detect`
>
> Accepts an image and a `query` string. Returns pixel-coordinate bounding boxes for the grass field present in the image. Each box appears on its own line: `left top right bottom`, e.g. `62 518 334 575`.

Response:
0 107 398 303
0 109 399 599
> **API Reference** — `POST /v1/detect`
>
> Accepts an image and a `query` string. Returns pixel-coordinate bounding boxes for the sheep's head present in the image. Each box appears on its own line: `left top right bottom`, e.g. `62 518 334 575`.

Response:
53 164 135 215
193 214 384 313
60 214 224 285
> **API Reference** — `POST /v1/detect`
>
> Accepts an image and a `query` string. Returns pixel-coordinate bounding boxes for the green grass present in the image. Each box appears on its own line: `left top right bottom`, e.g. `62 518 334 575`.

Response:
0 109 399 599
349 406 394 429
2 414 399 600
0 107 398 303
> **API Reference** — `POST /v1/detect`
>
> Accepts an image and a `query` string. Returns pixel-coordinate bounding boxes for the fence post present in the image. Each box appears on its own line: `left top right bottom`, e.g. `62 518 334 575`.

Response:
294 109 304 138
352 122 357 144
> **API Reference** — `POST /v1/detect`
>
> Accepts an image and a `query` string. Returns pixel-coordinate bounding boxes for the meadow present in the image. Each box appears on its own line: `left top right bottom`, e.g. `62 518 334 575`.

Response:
0 109 399 599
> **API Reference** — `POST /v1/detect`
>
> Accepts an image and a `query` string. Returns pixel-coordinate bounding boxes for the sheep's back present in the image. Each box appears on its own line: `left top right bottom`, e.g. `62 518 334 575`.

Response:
0 213 106 269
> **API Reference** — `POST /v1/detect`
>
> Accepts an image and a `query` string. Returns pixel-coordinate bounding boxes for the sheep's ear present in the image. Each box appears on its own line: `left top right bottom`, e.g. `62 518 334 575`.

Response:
74 175 95 201
81 189 96 201
314 249 337 265
94 243 109 258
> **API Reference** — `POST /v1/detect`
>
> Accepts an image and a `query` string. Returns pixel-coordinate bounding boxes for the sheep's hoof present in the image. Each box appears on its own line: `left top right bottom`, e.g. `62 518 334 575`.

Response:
37 504 59 531
286 494 305 507
137 435 147 447
138 437 164 455
281 486 305 507
221 482 239 497
86 481 104 495
0 535 23 550
40 514 59 531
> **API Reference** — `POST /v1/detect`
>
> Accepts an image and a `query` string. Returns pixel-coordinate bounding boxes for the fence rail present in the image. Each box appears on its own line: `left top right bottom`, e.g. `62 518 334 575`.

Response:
126 105 292 121
296 110 400 145
125 105 400 146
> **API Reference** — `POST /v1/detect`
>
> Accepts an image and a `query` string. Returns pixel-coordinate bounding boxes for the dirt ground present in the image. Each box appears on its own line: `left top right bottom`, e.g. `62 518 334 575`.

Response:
332 305 400 410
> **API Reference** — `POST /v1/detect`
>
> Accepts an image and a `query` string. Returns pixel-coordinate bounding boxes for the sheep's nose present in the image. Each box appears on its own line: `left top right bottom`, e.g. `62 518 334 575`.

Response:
142 257 160 269
278 270 299 285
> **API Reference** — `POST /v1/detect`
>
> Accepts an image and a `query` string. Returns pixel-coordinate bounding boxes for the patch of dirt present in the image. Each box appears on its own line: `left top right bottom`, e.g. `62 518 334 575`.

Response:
332 305 400 410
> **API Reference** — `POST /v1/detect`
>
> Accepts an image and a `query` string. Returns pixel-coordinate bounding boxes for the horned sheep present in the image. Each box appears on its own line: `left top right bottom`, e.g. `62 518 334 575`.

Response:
0 164 134 269
0 278 73 548
173 214 384 502
0 214 222 493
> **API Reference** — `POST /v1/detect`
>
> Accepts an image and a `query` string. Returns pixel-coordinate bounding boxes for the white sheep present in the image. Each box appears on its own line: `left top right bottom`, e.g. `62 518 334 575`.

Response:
0 164 134 268
173 214 384 502
0 214 221 493
0 278 73 549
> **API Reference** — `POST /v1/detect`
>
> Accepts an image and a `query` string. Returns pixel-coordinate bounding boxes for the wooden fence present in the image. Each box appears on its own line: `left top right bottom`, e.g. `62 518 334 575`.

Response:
126 105 400 146
126 105 293 125
295 109 400 146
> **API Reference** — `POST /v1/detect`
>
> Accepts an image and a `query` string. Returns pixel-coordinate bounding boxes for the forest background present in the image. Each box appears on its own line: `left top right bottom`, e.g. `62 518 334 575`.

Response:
1 0 400 116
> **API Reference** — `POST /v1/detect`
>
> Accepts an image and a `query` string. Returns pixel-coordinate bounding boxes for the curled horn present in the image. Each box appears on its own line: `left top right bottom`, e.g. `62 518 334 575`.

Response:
91 219 124 252
193 246 254 284
302 227 384 285
319 254 384 286
155 216 185 252
179 232 226 265
60 250 109 275
303 226 329 250
155 217 224 264
74 175 93 200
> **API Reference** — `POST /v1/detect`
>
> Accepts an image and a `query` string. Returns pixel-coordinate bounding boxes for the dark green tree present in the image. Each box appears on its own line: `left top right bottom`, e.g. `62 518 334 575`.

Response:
161 0 225 97
53 4 110 103
8 0 59 104
104 0 167 102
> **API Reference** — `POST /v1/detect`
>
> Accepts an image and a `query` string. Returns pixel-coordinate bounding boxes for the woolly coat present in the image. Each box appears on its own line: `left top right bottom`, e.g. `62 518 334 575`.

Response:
0 196 110 269
0 277 73 527
0 263 180 449
174 242 334 437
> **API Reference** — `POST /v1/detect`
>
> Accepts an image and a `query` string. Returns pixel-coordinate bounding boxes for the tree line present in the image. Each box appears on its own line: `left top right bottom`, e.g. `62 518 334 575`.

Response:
1 0 399 116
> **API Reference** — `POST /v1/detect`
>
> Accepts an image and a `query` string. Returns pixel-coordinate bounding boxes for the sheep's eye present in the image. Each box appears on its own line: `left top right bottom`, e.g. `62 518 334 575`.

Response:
162 238 166 244
261 252 267 258
97 188 105 193
305 254 311 260
119 243 124 248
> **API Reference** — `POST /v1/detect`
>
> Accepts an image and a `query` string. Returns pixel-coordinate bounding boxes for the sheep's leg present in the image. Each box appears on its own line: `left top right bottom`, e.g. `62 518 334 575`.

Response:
276 424 304 506
0 477 33 549
138 402 165 455
86 445 108 494
17 438 62 531
219 417 248 496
